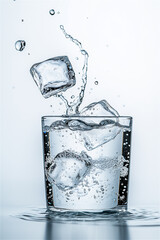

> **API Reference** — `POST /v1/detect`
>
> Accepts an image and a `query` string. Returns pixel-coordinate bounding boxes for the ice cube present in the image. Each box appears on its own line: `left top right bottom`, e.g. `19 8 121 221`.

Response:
30 56 76 98
80 100 119 116
82 123 121 151
46 150 91 190
59 118 121 151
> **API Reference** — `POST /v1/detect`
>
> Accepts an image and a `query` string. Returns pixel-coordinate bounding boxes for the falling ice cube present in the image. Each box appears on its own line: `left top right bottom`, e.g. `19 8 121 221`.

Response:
80 100 119 116
30 56 76 98
46 150 91 190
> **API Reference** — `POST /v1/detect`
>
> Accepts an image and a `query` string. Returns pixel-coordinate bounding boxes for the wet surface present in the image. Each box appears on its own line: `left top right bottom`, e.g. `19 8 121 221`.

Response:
1 208 160 240
15 207 160 226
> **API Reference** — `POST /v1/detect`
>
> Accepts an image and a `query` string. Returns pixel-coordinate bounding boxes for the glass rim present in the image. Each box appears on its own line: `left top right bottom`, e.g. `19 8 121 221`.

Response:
42 115 132 119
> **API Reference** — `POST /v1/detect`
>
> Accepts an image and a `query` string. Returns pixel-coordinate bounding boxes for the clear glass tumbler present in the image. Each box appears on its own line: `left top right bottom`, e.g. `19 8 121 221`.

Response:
42 116 132 212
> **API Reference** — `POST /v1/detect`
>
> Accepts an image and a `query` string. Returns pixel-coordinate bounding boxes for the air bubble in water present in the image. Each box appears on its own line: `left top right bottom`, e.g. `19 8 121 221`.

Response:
120 166 128 177
94 81 98 85
49 9 55 15
15 40 26 51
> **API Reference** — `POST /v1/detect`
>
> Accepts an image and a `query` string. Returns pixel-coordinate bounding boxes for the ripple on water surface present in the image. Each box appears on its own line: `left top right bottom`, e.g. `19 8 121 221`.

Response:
14 208 160 227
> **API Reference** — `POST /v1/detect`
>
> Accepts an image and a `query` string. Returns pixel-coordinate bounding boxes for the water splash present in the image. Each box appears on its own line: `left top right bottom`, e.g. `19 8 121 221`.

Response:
58 25 89 115
15 207 160 226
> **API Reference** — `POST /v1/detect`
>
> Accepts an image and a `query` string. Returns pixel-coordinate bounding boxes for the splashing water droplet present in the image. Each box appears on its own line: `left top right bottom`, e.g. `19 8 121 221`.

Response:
49 9 55 15
60 25 89 115
15 40 26 51
60 25 64 30
94 81 98 85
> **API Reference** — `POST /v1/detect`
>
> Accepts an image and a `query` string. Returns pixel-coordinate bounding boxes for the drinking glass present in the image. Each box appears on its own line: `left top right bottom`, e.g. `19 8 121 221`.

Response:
42 116 132 212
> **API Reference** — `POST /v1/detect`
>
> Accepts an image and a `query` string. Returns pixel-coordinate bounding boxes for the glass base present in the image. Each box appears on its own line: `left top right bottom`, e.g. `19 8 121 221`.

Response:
47 204 127 213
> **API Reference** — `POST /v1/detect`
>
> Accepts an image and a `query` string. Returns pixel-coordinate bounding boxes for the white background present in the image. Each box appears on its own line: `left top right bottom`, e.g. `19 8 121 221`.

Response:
1 0 160 211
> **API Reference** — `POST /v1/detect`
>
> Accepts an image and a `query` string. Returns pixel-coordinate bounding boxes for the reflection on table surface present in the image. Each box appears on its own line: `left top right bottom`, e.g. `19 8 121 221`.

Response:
1 214 160 240
44 220 130 240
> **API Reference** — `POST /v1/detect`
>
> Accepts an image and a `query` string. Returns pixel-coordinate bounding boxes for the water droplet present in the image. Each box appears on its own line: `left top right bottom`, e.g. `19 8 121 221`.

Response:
21 19 24 22
60 25 64 30
71 95 75 99
94 81 98 85
49 9 55 15
15 40 26 51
